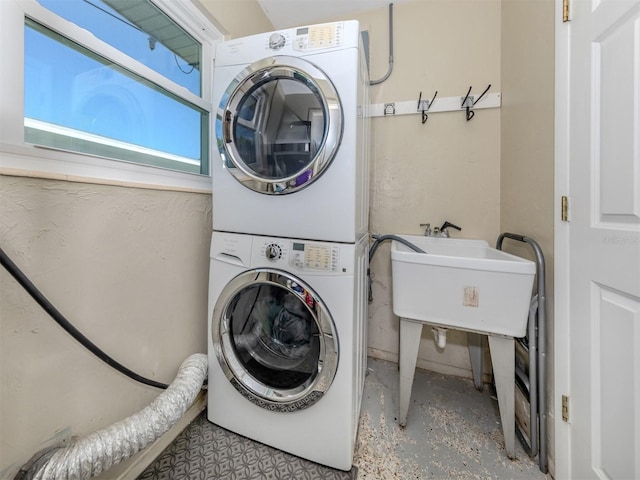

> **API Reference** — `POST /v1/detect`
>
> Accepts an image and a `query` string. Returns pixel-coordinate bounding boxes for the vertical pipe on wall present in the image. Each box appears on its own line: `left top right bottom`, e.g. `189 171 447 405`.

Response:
369 3 394 85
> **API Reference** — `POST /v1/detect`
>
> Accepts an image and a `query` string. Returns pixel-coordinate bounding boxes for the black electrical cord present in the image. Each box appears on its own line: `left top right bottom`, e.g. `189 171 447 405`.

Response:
0 247 169 390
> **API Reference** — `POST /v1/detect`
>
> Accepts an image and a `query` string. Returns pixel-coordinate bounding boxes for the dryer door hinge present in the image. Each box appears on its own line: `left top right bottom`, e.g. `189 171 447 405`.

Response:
562 394 569 422
563 0 570 22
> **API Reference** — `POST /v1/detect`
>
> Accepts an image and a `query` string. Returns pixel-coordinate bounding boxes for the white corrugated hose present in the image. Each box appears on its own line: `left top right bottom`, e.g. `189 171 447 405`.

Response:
31 353 207 480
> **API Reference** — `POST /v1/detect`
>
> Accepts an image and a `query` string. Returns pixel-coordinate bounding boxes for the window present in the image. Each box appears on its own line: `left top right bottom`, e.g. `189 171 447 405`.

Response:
36 0 202 95
1 0 220 189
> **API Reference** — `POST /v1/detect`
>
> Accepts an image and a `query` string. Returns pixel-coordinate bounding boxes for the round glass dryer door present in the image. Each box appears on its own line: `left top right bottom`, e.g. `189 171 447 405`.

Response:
216 56 343 194
212 269 339 411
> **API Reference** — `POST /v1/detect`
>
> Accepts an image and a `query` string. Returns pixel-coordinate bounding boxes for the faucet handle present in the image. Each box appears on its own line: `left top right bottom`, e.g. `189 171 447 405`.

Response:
419 223 432 236
440 221 461 232
439 221 461 237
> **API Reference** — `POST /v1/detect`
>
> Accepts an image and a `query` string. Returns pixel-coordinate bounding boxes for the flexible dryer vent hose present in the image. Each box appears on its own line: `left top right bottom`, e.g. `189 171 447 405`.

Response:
27 353 207 480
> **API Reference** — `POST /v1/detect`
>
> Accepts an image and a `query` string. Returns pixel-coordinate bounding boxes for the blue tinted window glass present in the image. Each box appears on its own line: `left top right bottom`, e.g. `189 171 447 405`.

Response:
37 0 201 96
25 20 207 174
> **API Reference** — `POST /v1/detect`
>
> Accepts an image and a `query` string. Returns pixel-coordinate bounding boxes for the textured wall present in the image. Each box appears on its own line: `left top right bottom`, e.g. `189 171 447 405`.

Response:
334 1 502 376
0 176 212 478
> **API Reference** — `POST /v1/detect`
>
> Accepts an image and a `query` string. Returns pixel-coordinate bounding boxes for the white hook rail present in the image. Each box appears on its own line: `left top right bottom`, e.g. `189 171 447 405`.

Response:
369 92 501 118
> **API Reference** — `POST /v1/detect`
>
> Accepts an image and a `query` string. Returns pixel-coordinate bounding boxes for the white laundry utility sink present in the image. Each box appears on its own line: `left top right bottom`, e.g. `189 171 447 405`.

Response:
391 234 536 459
391 235 535 338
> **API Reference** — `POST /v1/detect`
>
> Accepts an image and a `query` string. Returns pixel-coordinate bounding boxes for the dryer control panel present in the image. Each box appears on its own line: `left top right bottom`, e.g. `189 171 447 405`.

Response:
293 22 344 51
216 21 359 67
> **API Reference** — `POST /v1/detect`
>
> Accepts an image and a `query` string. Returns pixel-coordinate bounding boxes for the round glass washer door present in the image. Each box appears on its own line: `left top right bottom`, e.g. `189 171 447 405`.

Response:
216 56 343 195
212 268 339 412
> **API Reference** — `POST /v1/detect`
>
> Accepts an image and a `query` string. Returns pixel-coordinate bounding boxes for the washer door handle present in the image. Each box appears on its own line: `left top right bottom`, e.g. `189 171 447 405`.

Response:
223 110 233 144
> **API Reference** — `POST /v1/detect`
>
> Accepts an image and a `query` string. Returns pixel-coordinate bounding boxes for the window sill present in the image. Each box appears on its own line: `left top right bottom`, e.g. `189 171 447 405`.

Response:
0 142 212 193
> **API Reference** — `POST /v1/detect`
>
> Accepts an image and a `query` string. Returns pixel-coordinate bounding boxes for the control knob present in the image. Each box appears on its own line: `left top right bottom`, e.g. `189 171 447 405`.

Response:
268 33 286 50
265 243 282 260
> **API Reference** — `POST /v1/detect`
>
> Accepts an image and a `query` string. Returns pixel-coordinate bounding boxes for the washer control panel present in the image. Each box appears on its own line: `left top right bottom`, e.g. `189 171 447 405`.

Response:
291 242 339 271
258 239 339 272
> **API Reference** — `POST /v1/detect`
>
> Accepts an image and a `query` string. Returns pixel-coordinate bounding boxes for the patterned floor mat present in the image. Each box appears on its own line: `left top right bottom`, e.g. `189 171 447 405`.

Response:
138 411 357 480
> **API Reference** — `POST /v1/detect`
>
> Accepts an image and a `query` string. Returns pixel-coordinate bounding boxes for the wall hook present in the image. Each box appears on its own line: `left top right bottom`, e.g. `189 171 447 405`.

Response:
466 107 475 121
461 86 474 121
473 84 491 105
417 90 438 124
461 85 491 121
384 102 396 116
461 86 473 108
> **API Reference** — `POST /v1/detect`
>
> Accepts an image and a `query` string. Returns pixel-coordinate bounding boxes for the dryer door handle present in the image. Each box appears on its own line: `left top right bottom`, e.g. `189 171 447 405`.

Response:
223 110 233 144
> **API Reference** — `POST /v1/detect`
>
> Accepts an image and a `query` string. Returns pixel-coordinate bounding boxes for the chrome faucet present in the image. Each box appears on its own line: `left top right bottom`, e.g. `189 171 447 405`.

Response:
420 221 461 237
419 223 432 236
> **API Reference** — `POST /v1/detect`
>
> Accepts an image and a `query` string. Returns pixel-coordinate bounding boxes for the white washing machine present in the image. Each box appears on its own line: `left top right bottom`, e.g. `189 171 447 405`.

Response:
207 231 368 470
211 21 369 243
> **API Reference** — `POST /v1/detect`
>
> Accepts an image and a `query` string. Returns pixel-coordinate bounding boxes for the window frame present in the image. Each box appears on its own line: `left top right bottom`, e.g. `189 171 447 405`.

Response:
0 0 221 192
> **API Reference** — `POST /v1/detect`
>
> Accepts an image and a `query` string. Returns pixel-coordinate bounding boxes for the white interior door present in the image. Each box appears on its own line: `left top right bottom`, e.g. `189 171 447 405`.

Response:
555 0 640 478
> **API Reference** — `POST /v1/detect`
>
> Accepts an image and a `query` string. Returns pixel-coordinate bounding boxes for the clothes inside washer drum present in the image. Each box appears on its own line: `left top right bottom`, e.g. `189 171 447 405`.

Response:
271 305 313 359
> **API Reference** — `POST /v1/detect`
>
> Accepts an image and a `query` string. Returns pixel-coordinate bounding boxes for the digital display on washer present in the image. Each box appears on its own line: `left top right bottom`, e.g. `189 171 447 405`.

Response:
293 242 305 251
296 27 309 35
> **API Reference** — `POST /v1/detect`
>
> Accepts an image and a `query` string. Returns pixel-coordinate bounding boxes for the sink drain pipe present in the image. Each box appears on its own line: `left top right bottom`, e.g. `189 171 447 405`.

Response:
18 353 207 480
432 327 448 349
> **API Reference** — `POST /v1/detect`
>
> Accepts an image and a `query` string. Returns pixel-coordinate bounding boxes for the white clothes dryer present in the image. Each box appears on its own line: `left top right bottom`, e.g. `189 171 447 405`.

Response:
211 21 369 243
207 231 368 470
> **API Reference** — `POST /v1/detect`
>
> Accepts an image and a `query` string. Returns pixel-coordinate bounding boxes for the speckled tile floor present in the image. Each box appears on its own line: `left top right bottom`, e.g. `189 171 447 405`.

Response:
355 358 548 479
141 357 548 479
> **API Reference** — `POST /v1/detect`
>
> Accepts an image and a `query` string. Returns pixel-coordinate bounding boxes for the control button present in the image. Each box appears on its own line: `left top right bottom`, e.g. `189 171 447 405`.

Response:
265 243 282 260
268 33 286 50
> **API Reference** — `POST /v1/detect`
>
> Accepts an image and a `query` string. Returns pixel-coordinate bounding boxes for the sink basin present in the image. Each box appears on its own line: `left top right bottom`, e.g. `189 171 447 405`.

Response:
391 235 535 337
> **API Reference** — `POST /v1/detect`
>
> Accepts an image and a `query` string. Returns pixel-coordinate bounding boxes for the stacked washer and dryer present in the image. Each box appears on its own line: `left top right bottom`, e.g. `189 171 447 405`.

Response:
207 21 370 470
